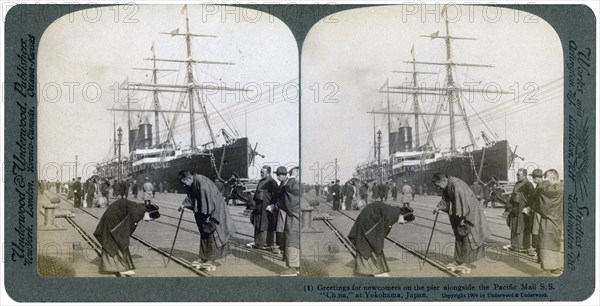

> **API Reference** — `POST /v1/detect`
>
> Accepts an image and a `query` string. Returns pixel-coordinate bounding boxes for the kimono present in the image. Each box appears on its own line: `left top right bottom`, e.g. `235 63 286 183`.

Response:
276 176 300 268
436 177 491 264
250 174 278 247
182 174 236 262
94 199 147 273
530 181 563 271
507 179 535 250
348 201 411 275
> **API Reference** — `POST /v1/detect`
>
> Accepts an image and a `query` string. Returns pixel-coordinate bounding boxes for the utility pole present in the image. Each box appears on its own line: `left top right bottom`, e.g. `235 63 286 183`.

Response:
334 158 338 181
75 155 78 179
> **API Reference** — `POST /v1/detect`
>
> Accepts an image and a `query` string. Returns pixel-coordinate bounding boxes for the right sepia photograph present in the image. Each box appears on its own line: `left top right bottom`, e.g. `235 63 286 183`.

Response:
300 5 564 277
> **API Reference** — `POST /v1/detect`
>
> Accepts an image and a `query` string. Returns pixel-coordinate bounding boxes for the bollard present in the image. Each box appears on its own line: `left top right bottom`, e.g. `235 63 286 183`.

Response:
301 200 323 233
39 197 66 231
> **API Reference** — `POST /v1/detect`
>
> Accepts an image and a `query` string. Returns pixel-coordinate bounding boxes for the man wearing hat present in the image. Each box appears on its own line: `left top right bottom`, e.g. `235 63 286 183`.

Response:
331 180 342 211
273 166 300 275
142 177 153 206
503 168 536 256
73 177 82 208
379 182 388 202
131 180 139 199
527 169 544 262
344 180 356 211
272 166 289 254
401 180 412 208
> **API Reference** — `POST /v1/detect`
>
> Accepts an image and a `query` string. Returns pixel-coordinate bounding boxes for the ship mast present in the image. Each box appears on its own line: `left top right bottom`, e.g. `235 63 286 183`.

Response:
378 5 510 154
444 14 457 152
132 46 178 149
115 5 250 153
152 44 160 146
389 45 437 149
183 8 198 150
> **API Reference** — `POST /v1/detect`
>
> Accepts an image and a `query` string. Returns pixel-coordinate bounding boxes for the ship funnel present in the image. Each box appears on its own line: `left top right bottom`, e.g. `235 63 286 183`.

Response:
137 117 153 149
398 126 413 152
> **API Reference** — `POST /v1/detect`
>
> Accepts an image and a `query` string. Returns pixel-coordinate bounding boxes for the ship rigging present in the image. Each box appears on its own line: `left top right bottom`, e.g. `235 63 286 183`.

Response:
97 5 257 192
357 6 517 190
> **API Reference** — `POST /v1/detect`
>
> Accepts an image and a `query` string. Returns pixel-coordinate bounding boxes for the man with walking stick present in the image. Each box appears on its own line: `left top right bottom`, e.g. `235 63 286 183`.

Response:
420 209 439 271
431 173 491 274
178 170 236 271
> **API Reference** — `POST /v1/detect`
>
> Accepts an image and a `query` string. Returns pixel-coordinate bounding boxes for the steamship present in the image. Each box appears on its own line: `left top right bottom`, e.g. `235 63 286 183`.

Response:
356 7 520 194
96 5 253 193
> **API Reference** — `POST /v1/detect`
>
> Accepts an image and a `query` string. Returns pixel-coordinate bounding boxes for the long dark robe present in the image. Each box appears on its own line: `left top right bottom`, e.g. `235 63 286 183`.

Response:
276 177 300 267
93 199 147 273
436 177 491 264
251 175 278 232
182 174 236 261
530 181 563 270
371 184 379 200
507 179 535 249
73 181 82 208
348 201 402 275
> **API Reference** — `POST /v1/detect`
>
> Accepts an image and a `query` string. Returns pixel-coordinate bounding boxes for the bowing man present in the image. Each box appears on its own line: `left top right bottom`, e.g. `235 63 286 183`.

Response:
348 201 414 277
94 199 159 277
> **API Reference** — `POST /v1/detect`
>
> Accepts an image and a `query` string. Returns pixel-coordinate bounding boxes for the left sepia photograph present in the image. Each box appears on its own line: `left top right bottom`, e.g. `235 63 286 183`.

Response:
36 4 299 277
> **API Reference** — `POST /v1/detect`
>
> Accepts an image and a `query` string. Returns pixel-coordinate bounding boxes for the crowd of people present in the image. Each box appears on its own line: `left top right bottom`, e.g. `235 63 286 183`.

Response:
309 168 564 277
40 165 564 278
43 166 302 277
505 168 564 276
43 177 170 209
245 165 301 276
314 179 428 211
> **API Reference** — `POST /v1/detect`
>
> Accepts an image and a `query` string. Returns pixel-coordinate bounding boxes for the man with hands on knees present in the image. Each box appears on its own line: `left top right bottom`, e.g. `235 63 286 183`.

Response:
432 173 491 274
178 170 236 271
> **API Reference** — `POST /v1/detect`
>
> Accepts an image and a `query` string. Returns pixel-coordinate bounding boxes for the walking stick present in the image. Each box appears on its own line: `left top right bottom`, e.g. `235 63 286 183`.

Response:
166 207 185 267
420 210 439 270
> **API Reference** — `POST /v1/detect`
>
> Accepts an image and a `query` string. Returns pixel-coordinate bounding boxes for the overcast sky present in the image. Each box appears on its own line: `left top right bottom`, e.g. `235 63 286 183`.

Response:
37 4 299 181
301 5 563 184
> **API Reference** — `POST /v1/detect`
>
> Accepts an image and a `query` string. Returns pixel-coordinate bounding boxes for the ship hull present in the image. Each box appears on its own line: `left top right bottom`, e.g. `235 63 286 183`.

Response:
360 140 512 196
128 138 250 193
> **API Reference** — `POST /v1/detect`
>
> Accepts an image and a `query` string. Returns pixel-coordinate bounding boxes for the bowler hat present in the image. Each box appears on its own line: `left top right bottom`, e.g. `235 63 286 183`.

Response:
531 169 543 177
146 203 160 219
275 166 288 175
